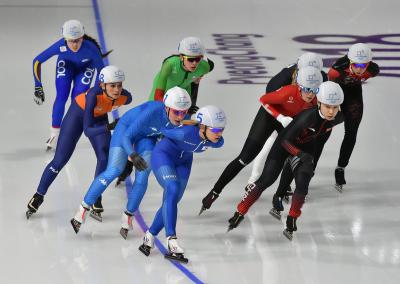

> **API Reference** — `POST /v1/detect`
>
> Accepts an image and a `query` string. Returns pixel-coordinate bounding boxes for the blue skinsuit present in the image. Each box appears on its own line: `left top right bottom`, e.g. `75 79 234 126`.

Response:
36 85 132 197
32 38 104 127
148 125 224 237
82 101 173 211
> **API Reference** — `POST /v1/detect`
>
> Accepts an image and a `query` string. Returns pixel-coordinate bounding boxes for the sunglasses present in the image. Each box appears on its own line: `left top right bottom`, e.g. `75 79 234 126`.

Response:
170 108 188 116
351 62 368 69
184 56 203 63
209 127 224 133
300 86 318 94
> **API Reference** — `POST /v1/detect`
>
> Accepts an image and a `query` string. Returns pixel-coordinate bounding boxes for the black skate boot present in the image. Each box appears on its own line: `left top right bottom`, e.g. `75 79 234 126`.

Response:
227 211 244 232
269 194 284 220
283 186 293 204
26 193 44 219
335 167 346 193
283 215 297 241
90 197 104 222
199 190 219 215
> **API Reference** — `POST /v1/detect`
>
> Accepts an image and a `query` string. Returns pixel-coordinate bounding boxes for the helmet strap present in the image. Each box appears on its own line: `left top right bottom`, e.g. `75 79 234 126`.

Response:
102 83 116 100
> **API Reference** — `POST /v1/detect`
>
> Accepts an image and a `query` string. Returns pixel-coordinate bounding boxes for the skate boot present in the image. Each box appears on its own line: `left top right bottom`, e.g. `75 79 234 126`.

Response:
26 193 44 219
269 194 284 220
89 198 104 222
199 190 219 215
227 211 244 232
46 127 60 151
283 186 293 204
164 236 188 263
120 211 133 240
138 230 155 256
334 167 346 193
283 215 297 241
70 203 90 234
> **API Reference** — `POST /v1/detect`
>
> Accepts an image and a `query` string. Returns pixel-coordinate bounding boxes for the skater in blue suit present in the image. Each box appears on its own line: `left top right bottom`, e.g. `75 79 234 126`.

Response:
32 19 110 150
26 66 131 220
138 105 226 263
70 87 192 233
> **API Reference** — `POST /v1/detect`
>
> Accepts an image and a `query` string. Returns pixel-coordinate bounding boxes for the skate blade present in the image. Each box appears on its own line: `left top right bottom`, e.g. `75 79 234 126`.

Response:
198 206 206 216
89 211 103 222
120 228 128 240
283 229 293 241
283 195 290 204
138 244 151 256
164 253 188 264
335 184 343 193
70 219 81 234
269 208 282 220
26 210 35 220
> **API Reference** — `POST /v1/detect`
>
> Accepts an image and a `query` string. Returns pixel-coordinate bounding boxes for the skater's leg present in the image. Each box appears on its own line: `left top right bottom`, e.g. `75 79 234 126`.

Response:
212 107 280 194
248 131 278 184
126 138 156 213
83 147 127 206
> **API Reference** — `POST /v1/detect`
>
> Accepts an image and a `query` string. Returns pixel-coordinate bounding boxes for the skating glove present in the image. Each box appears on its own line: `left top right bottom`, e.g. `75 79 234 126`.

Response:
276 114 293 128
129 153 148 171
106 118 120 131
202 190 220 209
34 86 45 105
116 160 133 185
289 152 313 172
188 105 199 115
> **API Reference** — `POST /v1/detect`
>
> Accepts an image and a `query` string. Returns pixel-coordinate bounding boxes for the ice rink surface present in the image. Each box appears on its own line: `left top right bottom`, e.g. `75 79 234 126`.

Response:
1 0 400 283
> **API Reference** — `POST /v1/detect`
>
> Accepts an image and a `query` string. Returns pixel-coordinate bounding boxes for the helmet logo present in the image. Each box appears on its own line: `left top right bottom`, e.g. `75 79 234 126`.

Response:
307 73 319 84
189 43 201 54
328 92 340 103
215 111 226 122
114 70 125 80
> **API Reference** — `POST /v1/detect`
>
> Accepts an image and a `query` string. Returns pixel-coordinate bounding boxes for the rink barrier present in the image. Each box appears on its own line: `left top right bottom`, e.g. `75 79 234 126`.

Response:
91 0 204 283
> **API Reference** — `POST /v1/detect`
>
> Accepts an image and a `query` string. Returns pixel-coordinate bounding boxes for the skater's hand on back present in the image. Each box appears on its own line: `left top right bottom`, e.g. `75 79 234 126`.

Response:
34 86 45 105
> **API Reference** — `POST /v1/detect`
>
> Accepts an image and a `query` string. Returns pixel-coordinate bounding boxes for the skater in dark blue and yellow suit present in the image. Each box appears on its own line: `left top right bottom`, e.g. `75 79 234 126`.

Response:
138 105 226 263
32 19 111 150
26 66 132 220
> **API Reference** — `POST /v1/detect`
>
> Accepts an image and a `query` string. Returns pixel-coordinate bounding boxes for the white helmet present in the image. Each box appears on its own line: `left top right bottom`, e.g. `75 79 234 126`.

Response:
178 37 205 56
99 66 125 83
348 43 372 63
296 66 323 91
195 105 227 128
316 81 344 106
163 87 191 110
297 52 323 70
62 19 84 40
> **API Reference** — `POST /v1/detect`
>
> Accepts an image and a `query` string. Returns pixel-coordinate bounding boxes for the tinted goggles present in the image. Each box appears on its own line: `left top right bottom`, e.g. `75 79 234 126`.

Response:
300 86 318 94
170 108 188 116
209 127 224 133
351 62 368 69
184 56 203 63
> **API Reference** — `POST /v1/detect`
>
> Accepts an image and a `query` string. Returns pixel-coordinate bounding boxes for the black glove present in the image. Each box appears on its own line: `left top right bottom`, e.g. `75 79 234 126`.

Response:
106 118 120 131
116 160 133 185
129 153 148 171
188 105 199 115
34 86 45 105
202 190 220 210
289 152 313 172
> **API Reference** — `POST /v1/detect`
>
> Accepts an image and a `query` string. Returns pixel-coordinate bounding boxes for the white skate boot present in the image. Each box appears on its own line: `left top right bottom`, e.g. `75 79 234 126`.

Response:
46 127 60 151
165 236 188 263
138 230 155 256
70 203 89 234
120 211 133 239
